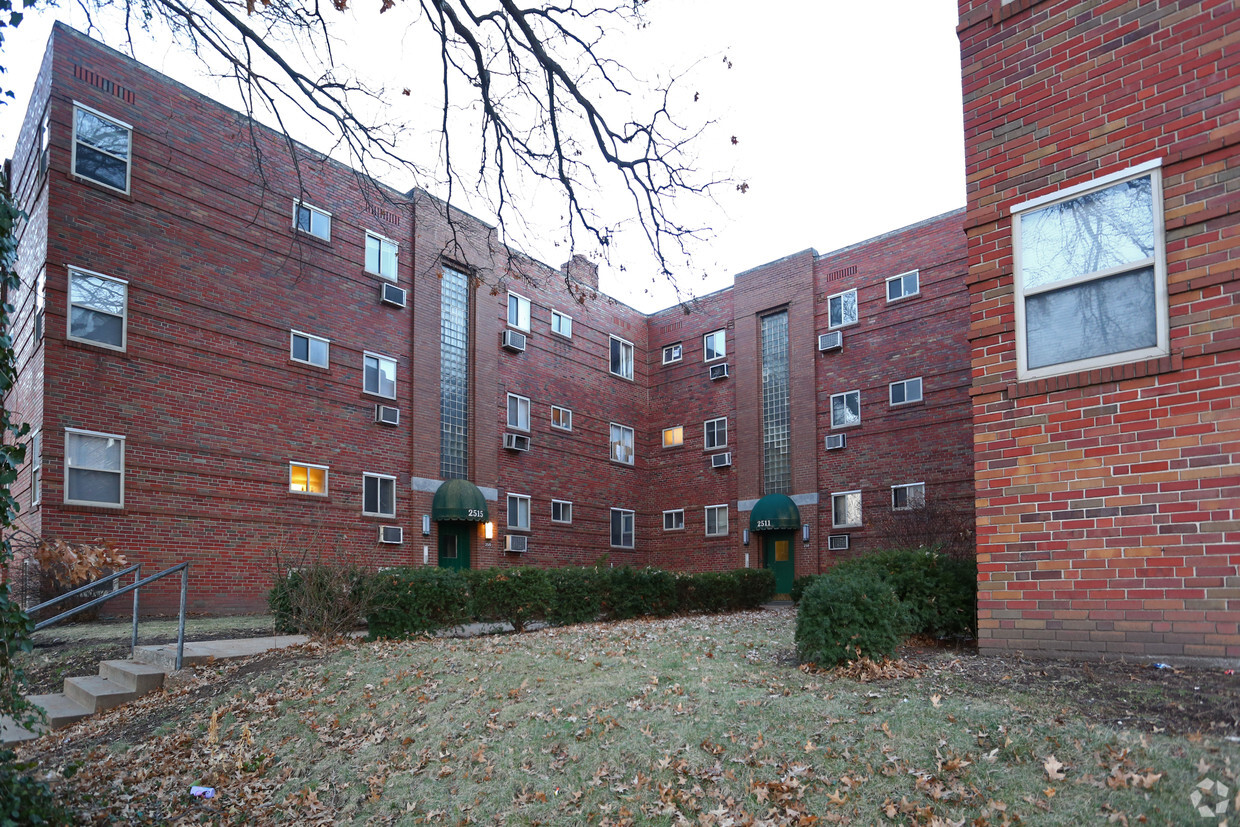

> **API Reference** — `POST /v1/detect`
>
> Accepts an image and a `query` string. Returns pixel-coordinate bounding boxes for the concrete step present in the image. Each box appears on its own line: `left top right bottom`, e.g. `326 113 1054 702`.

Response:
64 675 142 713
100 659 166 693
134 635 308 671
0 714 44 743
27 693 92 729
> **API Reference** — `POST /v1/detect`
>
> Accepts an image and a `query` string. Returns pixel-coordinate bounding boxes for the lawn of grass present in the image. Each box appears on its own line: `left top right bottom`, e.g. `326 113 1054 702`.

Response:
22 608 1236 825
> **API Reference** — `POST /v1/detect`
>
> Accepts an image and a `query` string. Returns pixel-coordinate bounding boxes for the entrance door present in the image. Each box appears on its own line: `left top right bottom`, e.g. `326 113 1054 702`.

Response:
437 523 471 571
763 531 795 596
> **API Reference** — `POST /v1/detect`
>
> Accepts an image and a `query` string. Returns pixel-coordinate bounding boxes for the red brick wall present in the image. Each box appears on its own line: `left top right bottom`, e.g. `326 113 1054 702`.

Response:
959 0 1240 662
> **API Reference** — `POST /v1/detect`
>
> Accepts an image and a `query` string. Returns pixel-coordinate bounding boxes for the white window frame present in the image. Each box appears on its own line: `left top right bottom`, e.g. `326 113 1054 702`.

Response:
551 405 573 431
507 393 531 432
663 509 684 531
662 425 684 448
30 429 41 507
551 499 573 524
551 310 573 339
289 461 329 496
610 507 635 549
363 351 397 400
293 199 332 241
662 343 683 365
891 482 926 511
1012 159 1168 380
609 335 635 380
830 390 861 429
832 490 862 529
365 231 399 280
886 269 920 302
507 292 531 332
64 427 125 508
507 493 531 531
704 417 728 450
71 103 132 194
610 422 635 466
704 504 729 537
889 377 923 406
290 330 330 368
67 267 128 352
827 288 859 330
362 473 397 518
703 329 726 362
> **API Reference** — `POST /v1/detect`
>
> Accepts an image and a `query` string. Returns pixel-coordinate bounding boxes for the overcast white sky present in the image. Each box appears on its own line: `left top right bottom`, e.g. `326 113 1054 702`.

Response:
0 0 966 312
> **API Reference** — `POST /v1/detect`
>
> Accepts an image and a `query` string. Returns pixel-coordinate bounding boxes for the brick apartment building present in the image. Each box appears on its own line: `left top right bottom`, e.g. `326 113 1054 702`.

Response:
3 24 974 612
959 0 1239 662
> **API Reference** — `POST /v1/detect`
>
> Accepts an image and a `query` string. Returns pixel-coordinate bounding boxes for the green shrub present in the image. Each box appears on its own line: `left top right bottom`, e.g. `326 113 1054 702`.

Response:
790 575 819 605
470 567 554 632
795 570 909 666
268 563 376 637
547 567 606 626
0 749 75 826
733 568 776 608
602 567 678 619
676 571 737 613
841 549 976 637
367 567 471 639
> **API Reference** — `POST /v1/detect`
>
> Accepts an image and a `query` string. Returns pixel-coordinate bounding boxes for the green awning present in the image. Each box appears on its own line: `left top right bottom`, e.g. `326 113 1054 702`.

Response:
749 494 801 532
431 479 489 522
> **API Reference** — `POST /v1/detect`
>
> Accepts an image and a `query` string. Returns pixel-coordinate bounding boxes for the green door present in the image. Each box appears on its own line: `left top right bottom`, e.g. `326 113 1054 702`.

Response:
764 531 795 596
437 523 471 571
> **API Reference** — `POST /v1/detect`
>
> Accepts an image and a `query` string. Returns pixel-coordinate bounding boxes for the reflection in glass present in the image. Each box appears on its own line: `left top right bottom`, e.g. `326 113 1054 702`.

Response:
1026 268 1156 369
74 108 129 190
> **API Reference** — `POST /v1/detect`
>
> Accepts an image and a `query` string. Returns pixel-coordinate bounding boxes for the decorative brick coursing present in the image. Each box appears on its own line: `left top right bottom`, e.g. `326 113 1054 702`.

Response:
959 0 1240 663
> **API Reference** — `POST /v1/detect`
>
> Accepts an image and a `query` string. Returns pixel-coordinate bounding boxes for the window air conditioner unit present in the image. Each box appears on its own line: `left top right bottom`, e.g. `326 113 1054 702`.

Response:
818 331 843 352
375 404 400 426
501 330 527 352
379 525 404 544
709 363 730 381
828 534 850 551
505 534 528 553
711 451 732 468
825 433 846 451
380 283 407 308
504 433 531 452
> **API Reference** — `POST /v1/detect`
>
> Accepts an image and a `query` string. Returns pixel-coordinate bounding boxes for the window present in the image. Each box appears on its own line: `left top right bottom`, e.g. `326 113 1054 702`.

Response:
828 288 858 329
65 428 124 507
830 391 861 428
551 310 573 338
1013 162 1167 379
507 393 531 431
663 509 684 531
705 504 728 537
886 270 920 302
39 109 49 177
610 423 635 465
294 200 332 241
552 499 573 524
72 104 131 193
703 329 726 361
704 417 728 450
609 335 634 380
662 343 682 364
892 482 925 511
889 378 922 406
507 292 531 331
363 473 396 517
68 268 127 351
289 462 328 495
365 232 398 280
832 490 862 528
507 493 531 531
363 352 397 399
610 508 635 548
662 426 683 448
290 331 330 368
551 405 573 431
30 430 41 506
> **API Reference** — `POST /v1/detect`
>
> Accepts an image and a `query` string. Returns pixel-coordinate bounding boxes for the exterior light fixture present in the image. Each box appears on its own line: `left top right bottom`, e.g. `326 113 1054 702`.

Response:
802 524 810 543
484 521 494 541
422 514 431 536
742 529 749 546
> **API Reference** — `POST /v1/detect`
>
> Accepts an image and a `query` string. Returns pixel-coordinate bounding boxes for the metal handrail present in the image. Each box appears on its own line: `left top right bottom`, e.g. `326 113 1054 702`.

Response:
28 562 191 670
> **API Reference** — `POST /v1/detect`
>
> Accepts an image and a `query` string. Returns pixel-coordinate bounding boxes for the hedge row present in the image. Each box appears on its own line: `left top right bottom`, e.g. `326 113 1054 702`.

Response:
794 549 977 666
272 565 776 639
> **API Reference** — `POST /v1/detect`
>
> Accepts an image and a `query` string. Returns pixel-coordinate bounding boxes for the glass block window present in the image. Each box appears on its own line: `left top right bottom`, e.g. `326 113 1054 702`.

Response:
761 310 790 495
440 265 470 479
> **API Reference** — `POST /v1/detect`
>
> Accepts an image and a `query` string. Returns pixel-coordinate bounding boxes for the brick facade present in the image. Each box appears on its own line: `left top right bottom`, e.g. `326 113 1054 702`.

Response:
959 0 1240 663
5 25 974 613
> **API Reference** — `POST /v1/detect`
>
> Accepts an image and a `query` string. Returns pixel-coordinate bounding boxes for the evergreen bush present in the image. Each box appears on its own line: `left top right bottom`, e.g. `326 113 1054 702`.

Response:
547 566 606 626
470 567 554 632
795 570 910 666
367 567 471 639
